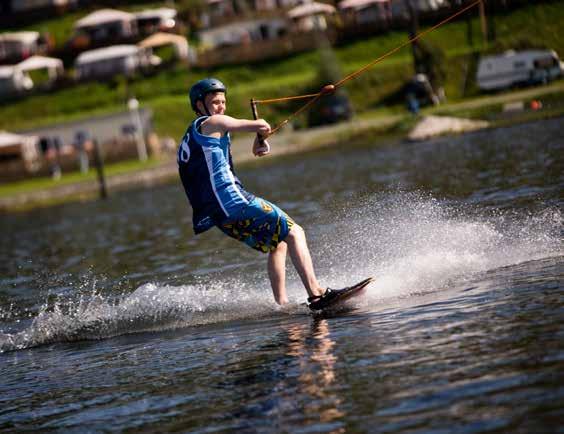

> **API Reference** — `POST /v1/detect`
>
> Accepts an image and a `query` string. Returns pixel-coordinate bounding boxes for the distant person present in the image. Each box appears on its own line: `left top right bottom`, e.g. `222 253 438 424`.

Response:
40 136 61 180
177 78 353 310
406 92 420 115
405 74 439 113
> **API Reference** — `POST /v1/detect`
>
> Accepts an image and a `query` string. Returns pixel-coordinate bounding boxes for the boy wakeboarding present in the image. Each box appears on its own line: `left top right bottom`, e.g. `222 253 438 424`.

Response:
177 78 371 311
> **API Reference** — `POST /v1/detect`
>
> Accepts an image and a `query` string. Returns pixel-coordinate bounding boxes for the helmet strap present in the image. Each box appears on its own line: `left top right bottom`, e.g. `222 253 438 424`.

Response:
197 98 212 117
204 101 212 117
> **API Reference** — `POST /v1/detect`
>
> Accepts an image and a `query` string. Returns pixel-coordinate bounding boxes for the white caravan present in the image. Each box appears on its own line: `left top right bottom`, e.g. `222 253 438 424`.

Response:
476 49 564 91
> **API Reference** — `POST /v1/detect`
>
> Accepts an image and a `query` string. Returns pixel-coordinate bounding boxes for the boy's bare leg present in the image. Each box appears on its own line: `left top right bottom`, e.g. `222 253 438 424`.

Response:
285 225 325 298
268 241 289 305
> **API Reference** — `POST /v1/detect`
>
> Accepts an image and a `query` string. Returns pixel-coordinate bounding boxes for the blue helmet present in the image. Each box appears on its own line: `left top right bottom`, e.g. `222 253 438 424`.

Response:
189 78 227 114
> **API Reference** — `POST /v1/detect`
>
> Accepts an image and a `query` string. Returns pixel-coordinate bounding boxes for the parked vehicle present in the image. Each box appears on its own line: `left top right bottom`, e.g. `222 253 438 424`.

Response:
74 45 159 81
476 49 564 91
308 92 353 127
0 31 50 64
0 65 33 98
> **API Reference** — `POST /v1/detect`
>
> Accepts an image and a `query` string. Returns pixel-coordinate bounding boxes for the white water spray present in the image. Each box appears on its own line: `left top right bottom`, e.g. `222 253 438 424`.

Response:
1 192 561 352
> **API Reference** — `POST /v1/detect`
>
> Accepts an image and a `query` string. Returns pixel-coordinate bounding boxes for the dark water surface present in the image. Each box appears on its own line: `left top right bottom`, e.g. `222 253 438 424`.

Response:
1 117 563 432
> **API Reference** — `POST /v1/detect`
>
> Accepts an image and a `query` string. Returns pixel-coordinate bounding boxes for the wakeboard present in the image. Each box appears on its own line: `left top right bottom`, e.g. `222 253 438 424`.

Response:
308 277 374 313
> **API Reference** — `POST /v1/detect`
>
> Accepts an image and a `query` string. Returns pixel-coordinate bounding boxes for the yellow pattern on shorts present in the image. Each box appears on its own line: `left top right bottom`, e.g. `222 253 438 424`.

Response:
218 198 294 253
260 200 273 213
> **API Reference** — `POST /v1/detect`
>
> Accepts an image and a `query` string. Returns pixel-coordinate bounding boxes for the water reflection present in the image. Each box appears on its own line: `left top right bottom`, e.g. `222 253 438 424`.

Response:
0 117 562 432
284 319 345 430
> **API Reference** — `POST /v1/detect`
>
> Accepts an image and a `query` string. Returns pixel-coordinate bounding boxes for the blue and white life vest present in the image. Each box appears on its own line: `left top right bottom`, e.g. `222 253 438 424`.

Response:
178 116 254 234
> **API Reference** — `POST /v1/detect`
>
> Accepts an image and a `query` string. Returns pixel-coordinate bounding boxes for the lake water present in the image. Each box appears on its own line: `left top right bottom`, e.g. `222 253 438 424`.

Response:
1 117 563 432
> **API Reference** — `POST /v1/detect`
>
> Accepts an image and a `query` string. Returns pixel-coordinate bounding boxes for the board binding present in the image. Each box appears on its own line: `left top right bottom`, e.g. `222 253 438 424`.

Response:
307 277 374 312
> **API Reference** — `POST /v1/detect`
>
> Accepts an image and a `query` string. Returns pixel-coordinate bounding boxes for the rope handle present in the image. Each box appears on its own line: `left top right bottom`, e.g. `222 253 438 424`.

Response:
250 98 265 144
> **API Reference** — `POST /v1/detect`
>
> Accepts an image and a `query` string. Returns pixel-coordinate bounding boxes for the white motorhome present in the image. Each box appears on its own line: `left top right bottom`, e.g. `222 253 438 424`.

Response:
476 49 564 91
74 45 158 81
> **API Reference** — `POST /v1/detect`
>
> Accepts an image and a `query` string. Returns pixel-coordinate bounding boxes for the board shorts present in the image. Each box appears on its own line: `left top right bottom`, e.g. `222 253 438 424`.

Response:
217 197 295 253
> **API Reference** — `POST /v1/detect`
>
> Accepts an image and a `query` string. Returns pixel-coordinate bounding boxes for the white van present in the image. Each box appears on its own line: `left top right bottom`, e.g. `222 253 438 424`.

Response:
476 49 564 91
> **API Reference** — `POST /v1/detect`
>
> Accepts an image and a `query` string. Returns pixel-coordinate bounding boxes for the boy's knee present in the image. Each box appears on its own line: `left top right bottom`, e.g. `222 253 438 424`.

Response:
271 241 287 255
288 223 304 238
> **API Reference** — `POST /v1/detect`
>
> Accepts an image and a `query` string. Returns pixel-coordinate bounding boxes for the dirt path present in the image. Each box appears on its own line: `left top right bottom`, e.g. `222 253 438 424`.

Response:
428 81 564 113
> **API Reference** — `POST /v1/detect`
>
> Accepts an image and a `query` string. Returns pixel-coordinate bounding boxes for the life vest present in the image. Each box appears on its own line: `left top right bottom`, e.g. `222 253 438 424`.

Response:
178 116 254 234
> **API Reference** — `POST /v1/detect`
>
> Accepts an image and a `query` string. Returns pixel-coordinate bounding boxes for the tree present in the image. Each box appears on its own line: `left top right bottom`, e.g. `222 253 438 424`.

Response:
176 0 208 34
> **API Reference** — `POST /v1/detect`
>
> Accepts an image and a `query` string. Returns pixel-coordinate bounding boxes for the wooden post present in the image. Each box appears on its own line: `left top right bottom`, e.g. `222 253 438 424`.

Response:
466 6 474 48
92 139 107 199
404 0 420 73
479 0 488 47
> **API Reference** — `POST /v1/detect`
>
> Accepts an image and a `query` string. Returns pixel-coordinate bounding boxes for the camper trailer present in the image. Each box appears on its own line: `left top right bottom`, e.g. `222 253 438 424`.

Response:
477 49 564 91
74 45 157 81
0 65 33 98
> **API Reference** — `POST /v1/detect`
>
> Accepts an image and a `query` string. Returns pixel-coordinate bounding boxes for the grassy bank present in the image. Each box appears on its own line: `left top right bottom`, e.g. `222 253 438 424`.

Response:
0 157 163 198
1 1 563 141
2 80 563 213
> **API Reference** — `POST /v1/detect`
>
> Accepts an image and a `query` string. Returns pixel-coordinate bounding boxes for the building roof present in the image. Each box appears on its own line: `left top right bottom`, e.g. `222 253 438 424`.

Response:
339 0 388 10
75 45 140 65
17 55 63 72
288 2 336 19
139 32 187 47
0 31 40 44
135 7 177 19
139 33 189 59
0 131 29 148
0 66 17 79
75 9 135 28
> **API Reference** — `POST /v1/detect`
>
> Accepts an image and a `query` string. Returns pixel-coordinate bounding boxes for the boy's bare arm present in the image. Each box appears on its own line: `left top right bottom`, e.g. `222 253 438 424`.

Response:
201 115 270 137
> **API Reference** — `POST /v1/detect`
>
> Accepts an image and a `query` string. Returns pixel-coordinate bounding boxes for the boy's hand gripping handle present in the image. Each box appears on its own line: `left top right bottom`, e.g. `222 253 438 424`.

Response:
250 99 266 144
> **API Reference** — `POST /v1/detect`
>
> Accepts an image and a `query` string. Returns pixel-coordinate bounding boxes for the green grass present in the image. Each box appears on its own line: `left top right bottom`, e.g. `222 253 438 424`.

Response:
431 92 564 126
21 11 84 47
2 84 564 209
2 1 564 141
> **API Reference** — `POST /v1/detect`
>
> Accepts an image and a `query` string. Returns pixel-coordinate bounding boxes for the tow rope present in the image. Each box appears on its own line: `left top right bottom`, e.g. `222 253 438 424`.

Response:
250 0 483 137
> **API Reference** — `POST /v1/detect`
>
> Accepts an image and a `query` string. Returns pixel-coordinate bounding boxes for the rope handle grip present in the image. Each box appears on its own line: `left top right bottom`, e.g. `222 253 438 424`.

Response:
250 98 266 144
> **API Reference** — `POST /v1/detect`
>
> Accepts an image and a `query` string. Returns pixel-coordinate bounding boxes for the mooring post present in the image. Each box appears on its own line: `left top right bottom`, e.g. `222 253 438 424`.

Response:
92 139 107 199
479 0 488 47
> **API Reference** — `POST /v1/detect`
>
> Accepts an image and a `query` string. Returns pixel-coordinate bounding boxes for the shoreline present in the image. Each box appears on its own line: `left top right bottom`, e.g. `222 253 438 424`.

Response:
1 89 562 213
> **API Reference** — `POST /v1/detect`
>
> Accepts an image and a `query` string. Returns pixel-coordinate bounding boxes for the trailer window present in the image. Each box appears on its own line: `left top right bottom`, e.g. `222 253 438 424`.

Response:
513 61 526 69
534 57 557 68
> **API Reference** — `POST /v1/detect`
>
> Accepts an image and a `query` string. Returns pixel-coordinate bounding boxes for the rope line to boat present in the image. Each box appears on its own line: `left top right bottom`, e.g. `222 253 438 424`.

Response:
250 0 483 137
